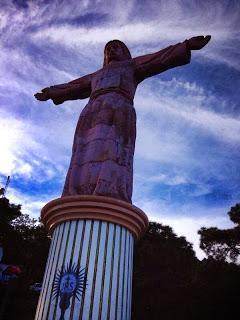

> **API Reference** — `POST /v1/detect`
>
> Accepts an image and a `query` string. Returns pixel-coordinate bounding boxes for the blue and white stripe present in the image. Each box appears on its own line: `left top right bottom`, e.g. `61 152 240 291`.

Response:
35 220 134 320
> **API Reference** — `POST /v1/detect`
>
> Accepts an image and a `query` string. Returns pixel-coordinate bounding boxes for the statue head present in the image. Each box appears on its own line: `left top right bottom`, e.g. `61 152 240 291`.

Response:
103 40 132 66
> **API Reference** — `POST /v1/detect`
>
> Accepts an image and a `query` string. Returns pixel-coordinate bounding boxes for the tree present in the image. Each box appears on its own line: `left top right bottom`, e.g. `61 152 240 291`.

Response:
11 214 50 283
0 197 22 263
198 203 240 263
132 222 197 320
132 220 240 320
228 203 240 224
0 196 50 281
0 197 21 224
0 197 50 320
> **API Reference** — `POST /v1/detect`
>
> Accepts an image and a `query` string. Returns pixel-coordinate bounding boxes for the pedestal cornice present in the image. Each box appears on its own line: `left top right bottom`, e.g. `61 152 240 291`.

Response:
41 195 149 239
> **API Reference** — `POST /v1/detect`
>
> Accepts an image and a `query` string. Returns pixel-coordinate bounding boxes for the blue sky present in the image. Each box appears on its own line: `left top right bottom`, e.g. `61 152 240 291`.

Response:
0 0 239 258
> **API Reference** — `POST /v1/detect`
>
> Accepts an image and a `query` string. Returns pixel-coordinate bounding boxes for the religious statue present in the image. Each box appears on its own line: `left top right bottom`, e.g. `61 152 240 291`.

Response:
35 35 211 203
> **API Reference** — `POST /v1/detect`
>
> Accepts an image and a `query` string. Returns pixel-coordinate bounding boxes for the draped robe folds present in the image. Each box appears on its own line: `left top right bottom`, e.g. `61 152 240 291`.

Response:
45 41 191 203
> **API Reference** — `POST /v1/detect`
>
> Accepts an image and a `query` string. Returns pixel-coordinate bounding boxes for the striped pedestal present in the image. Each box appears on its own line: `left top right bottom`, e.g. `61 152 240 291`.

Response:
35 196 148 320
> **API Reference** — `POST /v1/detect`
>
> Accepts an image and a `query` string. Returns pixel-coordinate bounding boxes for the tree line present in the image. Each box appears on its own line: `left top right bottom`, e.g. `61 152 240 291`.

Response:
0 196 240 319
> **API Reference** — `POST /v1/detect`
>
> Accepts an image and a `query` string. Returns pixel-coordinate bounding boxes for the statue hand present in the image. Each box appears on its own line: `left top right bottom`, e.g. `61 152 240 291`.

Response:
188 35 211 50
34 88 50 101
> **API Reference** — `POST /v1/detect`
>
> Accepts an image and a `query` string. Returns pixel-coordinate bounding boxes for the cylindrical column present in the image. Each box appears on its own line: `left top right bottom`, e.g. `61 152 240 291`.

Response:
35 196 148 320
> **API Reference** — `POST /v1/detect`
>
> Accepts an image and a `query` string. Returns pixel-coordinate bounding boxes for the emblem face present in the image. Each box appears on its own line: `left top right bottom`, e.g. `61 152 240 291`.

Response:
60 273 77 294
53 263 87 320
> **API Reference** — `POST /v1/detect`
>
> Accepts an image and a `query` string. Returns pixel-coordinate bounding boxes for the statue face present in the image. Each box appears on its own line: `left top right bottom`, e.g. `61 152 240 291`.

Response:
104 42 125 64
103 40 132 66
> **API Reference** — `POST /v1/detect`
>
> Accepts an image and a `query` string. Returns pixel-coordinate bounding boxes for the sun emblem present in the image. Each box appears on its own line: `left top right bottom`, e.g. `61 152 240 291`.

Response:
53 263 87 320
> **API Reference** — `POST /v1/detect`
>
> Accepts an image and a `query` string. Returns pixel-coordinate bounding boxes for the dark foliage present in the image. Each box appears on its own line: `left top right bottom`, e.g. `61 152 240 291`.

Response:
228 203 240 225
132 222 197 320
0 197 50 282
198 203 240 263
0 197 22 263
0 197 21 224
132 221 240 320
0 197 50 319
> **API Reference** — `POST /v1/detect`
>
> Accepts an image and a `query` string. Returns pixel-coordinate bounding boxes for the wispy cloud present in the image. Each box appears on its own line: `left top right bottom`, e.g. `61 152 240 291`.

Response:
136 80 240 146
24 1 239 70
1 1 239 69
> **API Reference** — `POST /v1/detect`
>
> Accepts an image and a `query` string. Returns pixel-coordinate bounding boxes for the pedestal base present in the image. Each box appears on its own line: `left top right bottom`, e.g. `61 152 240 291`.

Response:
35 196 148 320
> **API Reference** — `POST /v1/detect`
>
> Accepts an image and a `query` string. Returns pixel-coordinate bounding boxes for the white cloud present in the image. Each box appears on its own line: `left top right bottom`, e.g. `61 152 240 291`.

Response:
30 4 238 45
136 116 190 163
136 197 235 259
0 111 38 175
161 215 234 260
6 187 57 219
0 43 76 96
0 110 69 183
148 173 187 185
27 1 240 70
136 82 240 146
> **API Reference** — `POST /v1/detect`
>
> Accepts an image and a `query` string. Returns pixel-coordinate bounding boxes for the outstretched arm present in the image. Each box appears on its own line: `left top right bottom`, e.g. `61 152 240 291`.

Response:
134 35 211 82
34 73 93 105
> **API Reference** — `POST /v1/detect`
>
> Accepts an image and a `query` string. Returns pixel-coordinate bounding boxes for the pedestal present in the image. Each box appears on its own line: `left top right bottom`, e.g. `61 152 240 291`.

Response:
35 195 148 320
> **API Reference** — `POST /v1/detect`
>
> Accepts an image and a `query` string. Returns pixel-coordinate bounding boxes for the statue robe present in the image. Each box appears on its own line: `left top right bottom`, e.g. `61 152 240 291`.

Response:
45 41 191 203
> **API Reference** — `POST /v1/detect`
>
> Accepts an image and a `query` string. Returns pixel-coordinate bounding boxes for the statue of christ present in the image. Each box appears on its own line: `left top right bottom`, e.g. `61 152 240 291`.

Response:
35 35 211 203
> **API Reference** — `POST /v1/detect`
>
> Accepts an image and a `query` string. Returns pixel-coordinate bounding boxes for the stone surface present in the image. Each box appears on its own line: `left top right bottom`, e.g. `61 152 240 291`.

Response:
35 37 211 203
